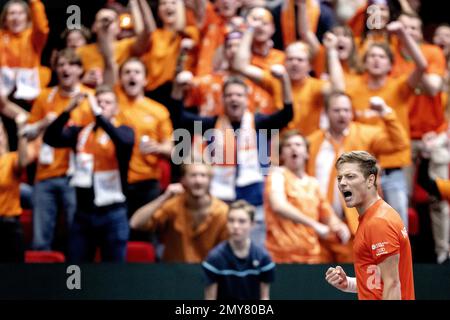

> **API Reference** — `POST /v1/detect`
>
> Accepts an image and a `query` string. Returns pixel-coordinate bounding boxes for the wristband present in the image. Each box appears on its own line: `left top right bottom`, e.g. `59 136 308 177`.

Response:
343 277 357 293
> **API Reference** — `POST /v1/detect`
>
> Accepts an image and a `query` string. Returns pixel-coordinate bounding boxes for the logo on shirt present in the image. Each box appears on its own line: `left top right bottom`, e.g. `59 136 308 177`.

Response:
252 260 260 268
371 241 389 257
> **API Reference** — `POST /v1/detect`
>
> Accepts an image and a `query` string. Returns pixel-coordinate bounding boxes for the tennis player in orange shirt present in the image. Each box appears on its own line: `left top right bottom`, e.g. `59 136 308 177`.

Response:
325 151 415 300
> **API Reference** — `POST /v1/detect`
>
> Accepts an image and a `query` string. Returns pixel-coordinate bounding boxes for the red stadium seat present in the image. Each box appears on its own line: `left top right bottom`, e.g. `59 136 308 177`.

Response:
25 250 66 263
126 241 156 263
20 209 33 247
408 207 419 236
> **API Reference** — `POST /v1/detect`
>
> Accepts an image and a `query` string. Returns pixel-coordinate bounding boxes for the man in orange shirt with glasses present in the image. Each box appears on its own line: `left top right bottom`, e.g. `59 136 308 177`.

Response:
325 151 414 300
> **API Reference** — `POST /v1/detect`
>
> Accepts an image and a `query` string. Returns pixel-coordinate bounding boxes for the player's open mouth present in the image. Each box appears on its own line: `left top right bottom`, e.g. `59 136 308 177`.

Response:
343 190 352 201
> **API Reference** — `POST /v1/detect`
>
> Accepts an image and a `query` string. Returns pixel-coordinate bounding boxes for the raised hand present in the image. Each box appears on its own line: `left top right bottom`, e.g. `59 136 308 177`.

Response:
270 64 287 79
325 266 349 291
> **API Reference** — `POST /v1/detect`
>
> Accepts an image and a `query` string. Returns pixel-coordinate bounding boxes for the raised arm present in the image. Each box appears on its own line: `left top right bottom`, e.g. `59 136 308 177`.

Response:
255 65 294 130
232 25 265 84
174 0 187 32
131 0 155 56
129 183 184 230
30 0 49 53
169 71 217 131
98 20 118 87
43 93 86 148
387 21 427 90
368 96 410 153
296 0 320 57
323 32 346 93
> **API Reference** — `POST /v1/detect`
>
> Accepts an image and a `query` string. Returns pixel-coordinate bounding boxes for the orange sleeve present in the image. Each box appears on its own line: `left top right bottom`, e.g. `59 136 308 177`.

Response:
147 205 172 231
424 45 446 76
312 45 326 77
157 111 174 142
30 0 49 54
366 217 401 265
436 178 450 201
184 26 200 45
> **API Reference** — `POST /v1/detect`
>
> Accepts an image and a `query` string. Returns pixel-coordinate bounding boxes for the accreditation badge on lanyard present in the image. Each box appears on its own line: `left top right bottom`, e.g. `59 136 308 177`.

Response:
38 143 55 165
93 170 125 206
70 152 94 188
14 67 41 100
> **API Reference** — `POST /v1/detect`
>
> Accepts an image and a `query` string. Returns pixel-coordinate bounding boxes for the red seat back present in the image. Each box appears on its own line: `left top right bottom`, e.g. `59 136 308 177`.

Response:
126 241 156 263
25 251 66 263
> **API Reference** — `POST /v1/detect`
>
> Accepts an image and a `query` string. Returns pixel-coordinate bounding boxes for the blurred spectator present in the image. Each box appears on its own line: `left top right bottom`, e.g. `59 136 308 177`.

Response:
130 161 229 262
43 88 134 263
0 0 49 101
264 130 350 263
203 200 275 300
76 1 148 88
196 0 242 76
0 112 34 262
26 48 94 251
137 0 200 104
60 26 91 50
168 66 293 248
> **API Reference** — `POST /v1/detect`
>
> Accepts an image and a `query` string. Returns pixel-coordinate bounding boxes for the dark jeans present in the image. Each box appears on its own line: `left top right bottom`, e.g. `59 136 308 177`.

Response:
127 179 161 242
0 217 25 263
32 176 76 251
68 204 129 263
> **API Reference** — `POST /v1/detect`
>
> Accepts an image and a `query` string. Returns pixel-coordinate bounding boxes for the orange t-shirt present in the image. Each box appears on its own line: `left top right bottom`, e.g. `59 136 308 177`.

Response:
195 9 227 77
28 86 94 181
116 89 173 183
263 74 326 136
391 43 447 139
353 199 415 300
281 0 320 47
0 0 48 69
141 26 199 91
147 193 229 262
0 152 21 216
345 73 413 168
76 37 136 74
185 71 281 116
264 167 333 263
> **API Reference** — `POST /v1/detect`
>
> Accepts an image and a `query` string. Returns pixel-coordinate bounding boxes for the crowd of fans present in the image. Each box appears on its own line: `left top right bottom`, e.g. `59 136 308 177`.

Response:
1 0 450 274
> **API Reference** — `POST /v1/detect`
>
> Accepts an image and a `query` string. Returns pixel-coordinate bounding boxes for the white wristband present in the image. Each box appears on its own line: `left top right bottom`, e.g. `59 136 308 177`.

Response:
343 277 357 293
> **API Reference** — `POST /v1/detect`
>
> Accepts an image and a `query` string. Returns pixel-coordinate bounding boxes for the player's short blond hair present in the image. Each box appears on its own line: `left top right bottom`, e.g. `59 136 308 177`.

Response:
335 151 378 187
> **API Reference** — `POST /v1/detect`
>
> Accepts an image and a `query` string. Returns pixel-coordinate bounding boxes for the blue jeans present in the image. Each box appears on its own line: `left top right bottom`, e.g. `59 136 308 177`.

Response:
68 204 129 263
381 168 409 230
32 176 76 250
